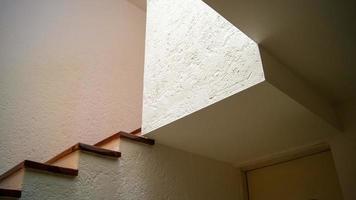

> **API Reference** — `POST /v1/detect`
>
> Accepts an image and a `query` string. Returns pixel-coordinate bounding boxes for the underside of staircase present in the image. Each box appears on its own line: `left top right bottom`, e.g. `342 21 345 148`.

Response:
0 128 154 199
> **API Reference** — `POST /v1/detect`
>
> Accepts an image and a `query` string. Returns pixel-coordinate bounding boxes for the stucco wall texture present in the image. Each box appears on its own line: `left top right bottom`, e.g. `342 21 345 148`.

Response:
142 0 265 133
0 0 145 173
21 139 242 200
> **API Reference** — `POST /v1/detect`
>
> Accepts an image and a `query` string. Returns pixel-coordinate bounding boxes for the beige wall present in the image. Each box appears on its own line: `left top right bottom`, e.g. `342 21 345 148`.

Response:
330 100 356 200
0 0 146 173
21 140 242 200
260 47 340 129
247 151 343 200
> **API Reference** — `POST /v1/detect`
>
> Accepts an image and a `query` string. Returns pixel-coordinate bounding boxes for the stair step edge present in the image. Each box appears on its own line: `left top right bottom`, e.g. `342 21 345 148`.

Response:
0 188 22 198
24 160 78 177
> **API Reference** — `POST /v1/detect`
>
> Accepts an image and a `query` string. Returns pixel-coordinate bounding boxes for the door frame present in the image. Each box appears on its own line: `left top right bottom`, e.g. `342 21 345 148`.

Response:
238 142 331 200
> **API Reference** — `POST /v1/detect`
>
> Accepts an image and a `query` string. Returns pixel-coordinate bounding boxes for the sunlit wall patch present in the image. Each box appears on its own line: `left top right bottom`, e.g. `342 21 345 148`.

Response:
142 0 265 133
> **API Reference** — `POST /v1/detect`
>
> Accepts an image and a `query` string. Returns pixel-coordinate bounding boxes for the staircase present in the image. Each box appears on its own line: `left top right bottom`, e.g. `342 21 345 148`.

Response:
0 128 154 199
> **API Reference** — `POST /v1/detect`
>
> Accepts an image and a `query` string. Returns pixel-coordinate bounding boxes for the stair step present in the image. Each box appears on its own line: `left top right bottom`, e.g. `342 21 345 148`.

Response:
94 129 154 147
119 131 155 145
0 160 78 197
24 160 78 177
130 127 142 135
46 143 121 170
0 128 150 198
0 160 78 182
0 188 22 198
94 134 120 150
78 143 121 158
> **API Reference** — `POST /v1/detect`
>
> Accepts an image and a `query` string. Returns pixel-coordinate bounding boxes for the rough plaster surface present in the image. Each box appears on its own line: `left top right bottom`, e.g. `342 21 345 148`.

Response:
21 140 241 200
142 0 265 133
0 0 145 174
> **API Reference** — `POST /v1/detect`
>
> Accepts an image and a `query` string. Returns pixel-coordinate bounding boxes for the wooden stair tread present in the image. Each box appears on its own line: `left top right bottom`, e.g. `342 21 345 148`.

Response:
23 160 78 177
0 127 151 196
0 161 77 197
78 143 121 157
0 188 22 198
46 143 121 165
119 131 155 145
0 160 78 185
94 129 154 147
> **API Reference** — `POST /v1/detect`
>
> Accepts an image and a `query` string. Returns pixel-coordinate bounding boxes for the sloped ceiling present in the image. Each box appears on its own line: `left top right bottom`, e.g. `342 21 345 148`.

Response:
148 82 340 165
141 0 349 166
128 0 356 103
203 0 356 104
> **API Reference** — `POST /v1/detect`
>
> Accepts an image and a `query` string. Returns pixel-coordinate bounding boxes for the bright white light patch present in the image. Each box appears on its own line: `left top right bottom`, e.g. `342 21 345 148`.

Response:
142 0 265 133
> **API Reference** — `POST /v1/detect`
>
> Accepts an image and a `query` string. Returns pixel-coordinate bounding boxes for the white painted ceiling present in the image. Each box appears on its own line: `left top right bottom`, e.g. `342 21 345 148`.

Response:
203 0 356 104
148 82 339 165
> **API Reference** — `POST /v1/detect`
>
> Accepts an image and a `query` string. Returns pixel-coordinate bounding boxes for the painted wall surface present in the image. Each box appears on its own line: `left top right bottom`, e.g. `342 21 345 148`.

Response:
330 100 356 200
142 0 265 133
247 151 343 200
260 47 340 129
21 139 242 200
0 0 146 173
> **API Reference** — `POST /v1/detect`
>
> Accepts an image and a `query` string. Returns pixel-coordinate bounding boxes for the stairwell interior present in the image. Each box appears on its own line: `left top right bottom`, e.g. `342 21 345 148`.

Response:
0 0 355 199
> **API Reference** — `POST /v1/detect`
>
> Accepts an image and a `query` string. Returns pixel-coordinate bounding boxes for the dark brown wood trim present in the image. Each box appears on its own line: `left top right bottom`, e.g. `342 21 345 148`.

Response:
94 128 153 146
0 188 22 198
24 160 78 177
130 128 142 135
0 162 24 182
119 131 155 145
0 128 146 185
94 127 142 146
0 159 78 184
46 142 121 165
78 143 121 158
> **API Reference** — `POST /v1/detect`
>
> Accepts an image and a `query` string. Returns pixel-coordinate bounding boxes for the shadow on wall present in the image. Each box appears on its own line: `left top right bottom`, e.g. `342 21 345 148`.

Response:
118 141 241 199
20 139 242 199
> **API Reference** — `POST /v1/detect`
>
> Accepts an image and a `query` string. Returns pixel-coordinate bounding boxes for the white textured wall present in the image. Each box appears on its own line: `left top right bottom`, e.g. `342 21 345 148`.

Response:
0 0 145 173
142 0 265 133
21 140 242 200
